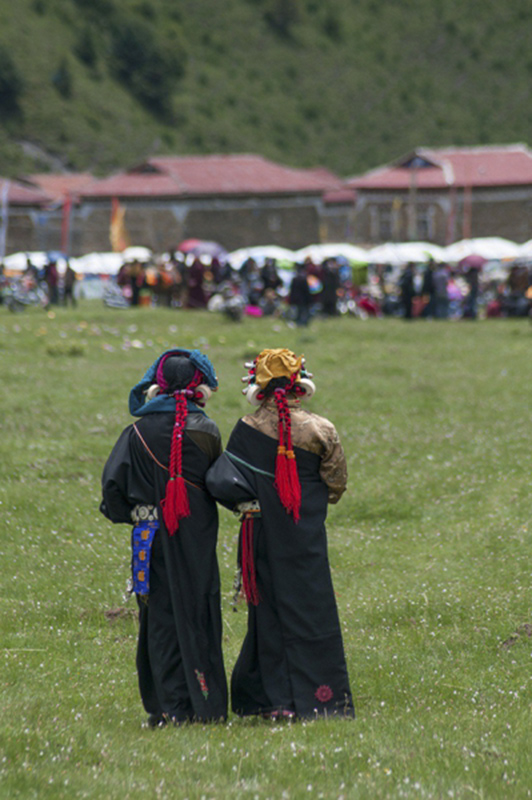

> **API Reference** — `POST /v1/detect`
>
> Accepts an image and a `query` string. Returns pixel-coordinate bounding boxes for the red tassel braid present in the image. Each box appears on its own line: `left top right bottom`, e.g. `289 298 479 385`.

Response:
160 369 203 535
241 513 260 605
273 374 301 522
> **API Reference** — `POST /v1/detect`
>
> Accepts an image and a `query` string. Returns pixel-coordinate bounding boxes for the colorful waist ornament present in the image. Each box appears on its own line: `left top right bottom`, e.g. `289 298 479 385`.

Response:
132 520 159 596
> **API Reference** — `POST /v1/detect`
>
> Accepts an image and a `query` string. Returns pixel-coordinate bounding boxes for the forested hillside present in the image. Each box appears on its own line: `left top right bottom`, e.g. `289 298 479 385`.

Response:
0 0 531 178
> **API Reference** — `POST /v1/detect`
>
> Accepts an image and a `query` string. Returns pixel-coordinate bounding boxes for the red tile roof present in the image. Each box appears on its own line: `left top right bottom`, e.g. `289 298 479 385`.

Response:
23 173 95 201
0 178 51 206
347 144 532 190
80 154 342 199
323 188 357 205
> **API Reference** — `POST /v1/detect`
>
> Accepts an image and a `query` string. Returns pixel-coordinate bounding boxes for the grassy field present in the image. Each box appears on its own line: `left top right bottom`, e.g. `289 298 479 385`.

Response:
1 303 531 799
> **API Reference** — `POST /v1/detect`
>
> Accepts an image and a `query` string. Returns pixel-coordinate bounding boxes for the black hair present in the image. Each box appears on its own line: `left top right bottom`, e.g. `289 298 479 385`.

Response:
162 356 196 392
262 376 292 397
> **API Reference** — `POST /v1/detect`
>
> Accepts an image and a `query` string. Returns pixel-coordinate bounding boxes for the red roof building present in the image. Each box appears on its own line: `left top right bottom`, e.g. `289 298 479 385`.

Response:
0 177 55 256
22 173 95 204
75 154 348 252
346 144 532 245
81 154 341 200
0 177 51 207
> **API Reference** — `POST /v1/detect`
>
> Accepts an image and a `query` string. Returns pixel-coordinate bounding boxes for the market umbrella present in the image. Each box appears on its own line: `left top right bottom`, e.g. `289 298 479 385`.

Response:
458 254 487 270
177 239 228 260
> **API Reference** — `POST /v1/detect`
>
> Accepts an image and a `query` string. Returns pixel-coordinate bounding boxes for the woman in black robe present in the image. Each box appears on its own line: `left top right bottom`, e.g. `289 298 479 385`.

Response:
100 349 227 726
206 348 354 720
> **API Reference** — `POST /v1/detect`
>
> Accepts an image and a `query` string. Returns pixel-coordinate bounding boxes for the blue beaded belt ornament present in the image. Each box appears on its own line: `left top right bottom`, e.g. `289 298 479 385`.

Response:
132 520 159 596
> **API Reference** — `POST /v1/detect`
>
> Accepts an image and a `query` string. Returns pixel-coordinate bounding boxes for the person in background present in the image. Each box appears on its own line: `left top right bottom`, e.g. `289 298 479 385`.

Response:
63 261 77 307
463 266 480 319
433 262 450 319
129 260 145 306
289 263 312 326
421 259 436 318
43 258 59 305
320 259 341 316
399 262 416 320
261 258 283 296
187 258 208 308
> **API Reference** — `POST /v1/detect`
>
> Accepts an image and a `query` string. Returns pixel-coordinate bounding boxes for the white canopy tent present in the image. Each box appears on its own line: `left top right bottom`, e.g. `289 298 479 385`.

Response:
517 239 532 258
3 251 50 271
367 241 446 265
226 245 296 269
70 252 123 275
293 242 370 263
443 237 522 262
120 246 153 263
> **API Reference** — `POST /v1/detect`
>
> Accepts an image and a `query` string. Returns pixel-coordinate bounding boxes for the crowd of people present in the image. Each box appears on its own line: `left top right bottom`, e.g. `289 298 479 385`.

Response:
2 249 532 321
384 258 532 321
0 256 78 310
110 250 532 322
110 252 355 325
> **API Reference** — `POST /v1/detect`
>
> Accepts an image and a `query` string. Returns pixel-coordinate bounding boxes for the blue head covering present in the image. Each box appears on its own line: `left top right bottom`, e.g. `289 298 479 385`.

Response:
129 348 218 417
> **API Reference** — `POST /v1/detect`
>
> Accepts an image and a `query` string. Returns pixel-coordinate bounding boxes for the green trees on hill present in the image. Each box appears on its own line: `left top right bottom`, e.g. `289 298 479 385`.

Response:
0 0 531 177
0 46 24 117
109 18 187 118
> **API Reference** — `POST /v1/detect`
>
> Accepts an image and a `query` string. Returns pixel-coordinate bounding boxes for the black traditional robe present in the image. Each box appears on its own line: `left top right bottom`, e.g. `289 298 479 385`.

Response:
206 419 354 719
101 411 227 723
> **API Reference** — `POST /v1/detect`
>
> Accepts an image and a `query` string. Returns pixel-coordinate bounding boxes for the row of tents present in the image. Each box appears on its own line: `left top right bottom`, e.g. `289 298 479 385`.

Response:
3 237 532 276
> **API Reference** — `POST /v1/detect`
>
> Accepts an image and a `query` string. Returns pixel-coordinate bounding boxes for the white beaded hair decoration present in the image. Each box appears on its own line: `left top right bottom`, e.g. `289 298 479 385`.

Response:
241 357 316 406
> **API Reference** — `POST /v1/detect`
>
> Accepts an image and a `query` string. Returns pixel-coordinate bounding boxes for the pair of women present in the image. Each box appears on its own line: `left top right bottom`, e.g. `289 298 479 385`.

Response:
100 347 355 725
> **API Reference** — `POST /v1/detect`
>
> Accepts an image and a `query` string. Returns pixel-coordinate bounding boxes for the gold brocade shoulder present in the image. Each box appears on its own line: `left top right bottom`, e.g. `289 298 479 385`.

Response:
241 401 336 458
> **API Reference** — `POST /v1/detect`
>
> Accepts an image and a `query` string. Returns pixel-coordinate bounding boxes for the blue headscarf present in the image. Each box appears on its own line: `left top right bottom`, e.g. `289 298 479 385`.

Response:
129 348 218 417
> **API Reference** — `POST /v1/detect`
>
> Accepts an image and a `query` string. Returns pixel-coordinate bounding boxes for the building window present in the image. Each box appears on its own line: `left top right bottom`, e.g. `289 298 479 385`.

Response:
369 206 392 241
417 206 436 240
268 214 281 232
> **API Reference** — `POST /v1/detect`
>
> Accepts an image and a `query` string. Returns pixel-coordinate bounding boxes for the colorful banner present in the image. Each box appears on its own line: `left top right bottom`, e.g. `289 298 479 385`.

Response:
110 197 129 252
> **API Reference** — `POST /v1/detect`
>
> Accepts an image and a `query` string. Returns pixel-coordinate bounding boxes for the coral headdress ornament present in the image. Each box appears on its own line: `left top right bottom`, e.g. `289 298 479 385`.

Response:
242 348 316 522
140 349 218 536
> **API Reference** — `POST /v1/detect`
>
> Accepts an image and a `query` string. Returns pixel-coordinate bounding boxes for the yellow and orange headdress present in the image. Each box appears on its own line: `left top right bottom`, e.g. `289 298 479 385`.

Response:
241 349 316 521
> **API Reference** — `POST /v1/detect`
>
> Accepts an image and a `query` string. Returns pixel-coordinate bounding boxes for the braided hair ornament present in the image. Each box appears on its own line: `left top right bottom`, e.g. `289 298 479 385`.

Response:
241 349 315 522
145 351 216 535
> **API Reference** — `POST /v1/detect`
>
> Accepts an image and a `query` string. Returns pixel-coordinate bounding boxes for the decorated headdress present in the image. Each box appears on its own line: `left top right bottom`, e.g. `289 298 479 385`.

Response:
241 348 315 522
129 348 218 536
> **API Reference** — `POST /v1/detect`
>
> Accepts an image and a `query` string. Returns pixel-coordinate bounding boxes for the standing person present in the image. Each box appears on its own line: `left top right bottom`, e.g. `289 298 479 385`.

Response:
43 258 59 305
129 260 145 306
206 349 355 721
433 262 450 319
289 264 312 326
320 259 340 316
63 261 77 307
100 349 227 726
399 262 415 320
260 258 283 295
187 258 207 308
463 265 480 319
421 259 436 318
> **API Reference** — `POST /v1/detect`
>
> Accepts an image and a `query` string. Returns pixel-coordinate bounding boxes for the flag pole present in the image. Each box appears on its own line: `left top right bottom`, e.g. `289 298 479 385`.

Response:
0 179 10 260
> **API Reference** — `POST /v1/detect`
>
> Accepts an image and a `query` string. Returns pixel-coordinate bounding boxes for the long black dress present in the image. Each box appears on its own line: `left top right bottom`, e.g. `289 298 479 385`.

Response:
206 419 354 719
101 411 228 723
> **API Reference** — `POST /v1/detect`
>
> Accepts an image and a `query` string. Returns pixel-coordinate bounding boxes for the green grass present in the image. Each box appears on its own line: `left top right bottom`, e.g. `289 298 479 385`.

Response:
1 303 531 799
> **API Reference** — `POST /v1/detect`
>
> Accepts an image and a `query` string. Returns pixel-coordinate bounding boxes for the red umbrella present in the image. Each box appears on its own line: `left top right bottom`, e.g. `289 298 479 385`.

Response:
458 254 487 270
177 239 228 259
